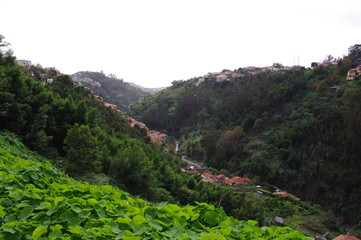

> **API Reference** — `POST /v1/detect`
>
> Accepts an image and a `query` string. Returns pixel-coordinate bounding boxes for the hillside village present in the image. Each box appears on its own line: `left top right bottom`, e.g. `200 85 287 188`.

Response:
71 73 102 87
194 60 342 86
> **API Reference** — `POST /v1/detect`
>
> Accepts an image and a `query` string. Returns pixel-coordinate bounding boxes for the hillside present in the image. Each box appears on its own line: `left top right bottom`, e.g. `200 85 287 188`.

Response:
0 36 346 238
0 133 311 239
129 82 166 94
71 71 151 111
129 45 361 230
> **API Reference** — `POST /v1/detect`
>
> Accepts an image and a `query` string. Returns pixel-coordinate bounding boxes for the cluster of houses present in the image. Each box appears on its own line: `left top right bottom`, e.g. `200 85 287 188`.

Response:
201 173 251 186
16 59 63 83
182 166 303 201
195 65 300 86
347 65 361 81
195 62 361 87
181 166 250 187
71 74 102 87
196 69 245 86
127 117 167 143
318 60 338 67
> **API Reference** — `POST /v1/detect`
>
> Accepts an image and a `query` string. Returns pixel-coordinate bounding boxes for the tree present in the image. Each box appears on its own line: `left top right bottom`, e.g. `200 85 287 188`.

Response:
311 62 318 68
272 63 283 69
324 54 334 62
63 123 102 174
348 44 361 65
50 75 74 98
109 139 157 196
0 34 10 48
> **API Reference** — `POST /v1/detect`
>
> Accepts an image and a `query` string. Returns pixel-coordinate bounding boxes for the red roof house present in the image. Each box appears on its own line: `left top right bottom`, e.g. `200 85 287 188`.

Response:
333 234 360 240
202 173 214 179
221 178 233 186
215 174 226 180
230 177 250 185
347 68 361 81
221 177 250 186
201 173 215 184
148 131 167 141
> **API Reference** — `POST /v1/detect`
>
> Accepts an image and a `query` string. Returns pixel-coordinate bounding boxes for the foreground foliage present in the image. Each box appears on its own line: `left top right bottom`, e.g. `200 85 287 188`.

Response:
0 134 310 239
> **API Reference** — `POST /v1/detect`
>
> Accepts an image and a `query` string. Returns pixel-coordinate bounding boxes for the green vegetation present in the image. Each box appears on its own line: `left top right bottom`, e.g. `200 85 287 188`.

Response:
130 45 361 230
0 133 310 239
0 35 350 237
71 71 150 111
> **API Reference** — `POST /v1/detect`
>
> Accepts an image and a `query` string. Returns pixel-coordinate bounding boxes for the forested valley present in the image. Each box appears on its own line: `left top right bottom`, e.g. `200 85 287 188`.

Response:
130 45 361 234
0 34 360 238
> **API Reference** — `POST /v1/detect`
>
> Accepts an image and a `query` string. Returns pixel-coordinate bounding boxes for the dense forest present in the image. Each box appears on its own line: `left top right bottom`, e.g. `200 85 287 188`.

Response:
130 45 361 229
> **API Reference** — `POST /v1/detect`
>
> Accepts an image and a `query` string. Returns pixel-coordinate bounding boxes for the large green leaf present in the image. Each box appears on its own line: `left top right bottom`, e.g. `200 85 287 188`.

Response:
199 232 226 240
0 205 6 217
17 206 33 220
203 211 220 226
49 224 63 238
32 226 48 240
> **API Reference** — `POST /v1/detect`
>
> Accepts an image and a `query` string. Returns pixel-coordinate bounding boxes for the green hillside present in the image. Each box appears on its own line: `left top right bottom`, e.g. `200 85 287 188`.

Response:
129 45 361 229
71 71 150 111
0 35 352 238
0 133 311 239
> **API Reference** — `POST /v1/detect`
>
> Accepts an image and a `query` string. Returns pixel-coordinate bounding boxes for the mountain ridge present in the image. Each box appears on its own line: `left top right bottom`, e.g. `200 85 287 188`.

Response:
71 71 151 111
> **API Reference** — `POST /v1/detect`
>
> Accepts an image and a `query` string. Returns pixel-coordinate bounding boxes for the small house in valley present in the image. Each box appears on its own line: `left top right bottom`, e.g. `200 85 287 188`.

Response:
347 66 361 81
333 234 360 240
201 173 216 184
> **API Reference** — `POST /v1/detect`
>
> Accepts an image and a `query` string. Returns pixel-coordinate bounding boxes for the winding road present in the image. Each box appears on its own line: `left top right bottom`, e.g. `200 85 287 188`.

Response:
181 155 203 169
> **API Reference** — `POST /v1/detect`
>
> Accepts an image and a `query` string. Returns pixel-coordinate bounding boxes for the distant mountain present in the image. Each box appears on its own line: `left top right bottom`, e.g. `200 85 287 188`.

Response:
71 71 150 111
129 82 166 94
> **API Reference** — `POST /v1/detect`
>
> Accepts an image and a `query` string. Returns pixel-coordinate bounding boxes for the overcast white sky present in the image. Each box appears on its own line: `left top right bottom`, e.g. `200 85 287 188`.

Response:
1 0 361 88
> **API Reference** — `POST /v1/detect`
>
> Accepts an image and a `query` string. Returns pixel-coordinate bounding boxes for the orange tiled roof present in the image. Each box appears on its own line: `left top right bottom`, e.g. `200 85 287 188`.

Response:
349 68 361 73
215 174 225 179
273 192 300 201
202 173 214 178
149 131 167 137
230 177 250 184
221 178 233 185
333 235 360 240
